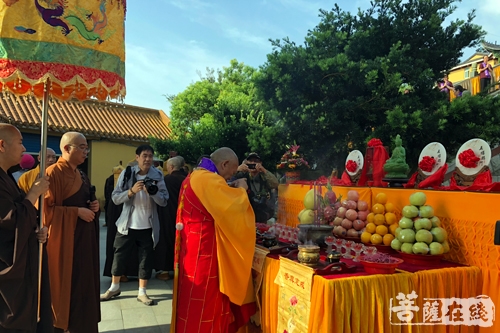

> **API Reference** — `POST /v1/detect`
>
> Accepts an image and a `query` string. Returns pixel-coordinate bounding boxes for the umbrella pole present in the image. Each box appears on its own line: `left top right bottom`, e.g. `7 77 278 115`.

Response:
37 80 50 321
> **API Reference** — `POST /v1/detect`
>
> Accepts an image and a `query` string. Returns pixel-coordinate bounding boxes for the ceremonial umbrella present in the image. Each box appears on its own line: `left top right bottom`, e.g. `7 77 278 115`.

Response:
0 0 126 317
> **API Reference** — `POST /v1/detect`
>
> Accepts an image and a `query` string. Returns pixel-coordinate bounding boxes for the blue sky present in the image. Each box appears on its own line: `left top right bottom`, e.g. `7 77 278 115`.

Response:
123 0 498 114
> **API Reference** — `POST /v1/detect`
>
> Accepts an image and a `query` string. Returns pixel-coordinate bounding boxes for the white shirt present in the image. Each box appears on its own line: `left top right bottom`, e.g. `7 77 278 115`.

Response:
129 174 152 230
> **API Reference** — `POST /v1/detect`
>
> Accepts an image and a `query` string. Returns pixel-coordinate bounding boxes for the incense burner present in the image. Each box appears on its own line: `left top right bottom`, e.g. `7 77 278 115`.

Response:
297 245 320 266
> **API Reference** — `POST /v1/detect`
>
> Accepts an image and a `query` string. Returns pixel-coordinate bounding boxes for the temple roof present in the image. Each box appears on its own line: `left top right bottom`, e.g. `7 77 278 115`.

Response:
0 93 171 142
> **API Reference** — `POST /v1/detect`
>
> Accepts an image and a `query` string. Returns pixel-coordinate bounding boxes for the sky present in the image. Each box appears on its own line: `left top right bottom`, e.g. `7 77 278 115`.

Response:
123 0 498 114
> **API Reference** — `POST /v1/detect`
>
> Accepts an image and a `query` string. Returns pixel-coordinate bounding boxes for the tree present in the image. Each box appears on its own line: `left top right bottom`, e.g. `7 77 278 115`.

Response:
255 0 485 171
152 60 280 168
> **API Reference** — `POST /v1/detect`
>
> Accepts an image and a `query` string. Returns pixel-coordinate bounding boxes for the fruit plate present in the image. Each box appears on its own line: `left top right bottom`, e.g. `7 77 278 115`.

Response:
419 142 447 176
359 257 404 274
455 138 491 176
373 244 397 254
345 150 364 176
397 251 444 265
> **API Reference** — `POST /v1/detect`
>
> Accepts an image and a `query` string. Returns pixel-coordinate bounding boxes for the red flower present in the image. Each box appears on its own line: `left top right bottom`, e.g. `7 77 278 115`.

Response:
290 295 298 306
368 138 383 147
346 160 358 173
458 149 480 168
419 156 436 172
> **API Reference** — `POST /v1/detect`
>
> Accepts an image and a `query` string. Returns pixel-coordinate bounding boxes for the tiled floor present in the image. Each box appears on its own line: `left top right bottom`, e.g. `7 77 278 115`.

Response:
98 218 173 332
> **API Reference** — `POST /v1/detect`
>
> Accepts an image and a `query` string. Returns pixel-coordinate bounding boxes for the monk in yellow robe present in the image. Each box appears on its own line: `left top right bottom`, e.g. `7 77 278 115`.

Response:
18 148 57 195
171 147 256 333
43 132 100 333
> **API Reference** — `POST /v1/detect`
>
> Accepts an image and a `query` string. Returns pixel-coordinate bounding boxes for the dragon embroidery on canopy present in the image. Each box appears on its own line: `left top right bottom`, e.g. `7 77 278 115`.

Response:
65 0 108 44
35 0 71 35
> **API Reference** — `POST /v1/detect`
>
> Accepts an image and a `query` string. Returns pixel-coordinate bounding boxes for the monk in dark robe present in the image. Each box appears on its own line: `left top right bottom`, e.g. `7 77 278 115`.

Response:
155 156 187 280
43 132 100 333
0 124 53 333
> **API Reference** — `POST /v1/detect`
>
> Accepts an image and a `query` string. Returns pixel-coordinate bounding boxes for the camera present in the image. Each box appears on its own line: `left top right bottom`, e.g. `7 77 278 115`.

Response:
247 163 256 169
143 177 159 195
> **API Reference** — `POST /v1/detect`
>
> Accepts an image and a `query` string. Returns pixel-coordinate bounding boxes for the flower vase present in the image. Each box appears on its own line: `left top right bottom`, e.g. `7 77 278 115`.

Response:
285 171 301 184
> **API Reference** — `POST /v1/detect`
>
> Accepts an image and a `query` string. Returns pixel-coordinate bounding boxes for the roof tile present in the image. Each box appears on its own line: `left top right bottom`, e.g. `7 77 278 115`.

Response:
0 93 171 142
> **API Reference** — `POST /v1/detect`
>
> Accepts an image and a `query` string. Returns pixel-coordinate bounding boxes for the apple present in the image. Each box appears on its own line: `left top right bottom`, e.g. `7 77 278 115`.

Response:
333 217 343 226
430 227 448 243
415 229 433 244
402 205 419 218
391 238 402 251
419 205 434 218
357 200 368 211
353 220 365 231
395 227 402 238
430 216 441 228
347 190 360 202
299 209 315 224
412 242 430 254
399 217 414 229
345 209 358 221
336 207 347 218
342 219 353 230
441 240 450 253
401 243 414 254
414 218 432 231
429 242 444 255
409 192 427 206
398 229 416 243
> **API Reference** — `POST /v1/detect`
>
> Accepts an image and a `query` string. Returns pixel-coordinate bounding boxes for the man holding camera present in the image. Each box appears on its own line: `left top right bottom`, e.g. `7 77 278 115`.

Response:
101 145 168 306
235 152 278 222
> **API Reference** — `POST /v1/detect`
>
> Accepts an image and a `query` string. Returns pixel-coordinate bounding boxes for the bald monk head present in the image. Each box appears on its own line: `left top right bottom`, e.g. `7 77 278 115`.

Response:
60 131 88 169
210 147 239 180
39 148 57 167
0 123 26 172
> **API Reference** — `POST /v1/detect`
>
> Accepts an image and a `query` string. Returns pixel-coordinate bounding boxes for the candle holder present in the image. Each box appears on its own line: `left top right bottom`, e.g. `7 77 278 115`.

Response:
325 236 335 253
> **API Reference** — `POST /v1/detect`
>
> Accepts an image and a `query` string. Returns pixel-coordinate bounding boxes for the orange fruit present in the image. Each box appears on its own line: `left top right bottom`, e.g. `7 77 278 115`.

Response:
372 203 385 215
370 233 383 245
366 212 375 224
385 202 395 213
389 223 399 236
375 193 388 205
385 212 397 225
361 232 372 244
376 225 388 236
374 214 386 226
383 234 395 246
365 222 376 234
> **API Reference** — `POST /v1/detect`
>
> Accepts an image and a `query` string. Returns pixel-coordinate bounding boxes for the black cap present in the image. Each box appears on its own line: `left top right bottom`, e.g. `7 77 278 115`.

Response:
246 152 261 161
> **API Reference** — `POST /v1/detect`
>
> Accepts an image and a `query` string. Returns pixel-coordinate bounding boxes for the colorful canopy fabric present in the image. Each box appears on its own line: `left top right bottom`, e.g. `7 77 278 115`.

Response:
0 0 126 101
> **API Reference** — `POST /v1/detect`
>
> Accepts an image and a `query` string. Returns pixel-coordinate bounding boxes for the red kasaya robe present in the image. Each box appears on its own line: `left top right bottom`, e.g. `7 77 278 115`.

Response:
43 158 100 332
171 169 256 333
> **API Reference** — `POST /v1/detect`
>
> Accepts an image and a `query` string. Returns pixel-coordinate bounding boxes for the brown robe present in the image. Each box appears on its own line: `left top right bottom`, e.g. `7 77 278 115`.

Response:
43 158 100 332
0 169 53 333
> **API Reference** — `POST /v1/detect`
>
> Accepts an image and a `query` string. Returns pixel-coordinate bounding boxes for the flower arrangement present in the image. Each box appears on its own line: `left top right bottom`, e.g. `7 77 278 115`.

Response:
419 156 436 172
367 138 383 147
458 149 480 168
277 144 309 171
346 160 358 173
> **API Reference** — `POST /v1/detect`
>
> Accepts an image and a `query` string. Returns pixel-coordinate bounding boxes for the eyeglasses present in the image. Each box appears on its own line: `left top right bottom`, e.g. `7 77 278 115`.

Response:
69 145 90 153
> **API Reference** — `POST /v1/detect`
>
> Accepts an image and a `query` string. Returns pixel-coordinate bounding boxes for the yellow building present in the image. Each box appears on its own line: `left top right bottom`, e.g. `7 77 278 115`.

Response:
0 93 171 209
447 49 499 97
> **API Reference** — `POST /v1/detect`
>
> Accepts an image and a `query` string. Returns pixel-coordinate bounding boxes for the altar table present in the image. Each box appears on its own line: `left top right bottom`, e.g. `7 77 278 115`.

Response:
259 255 483 333
276 184 500 333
